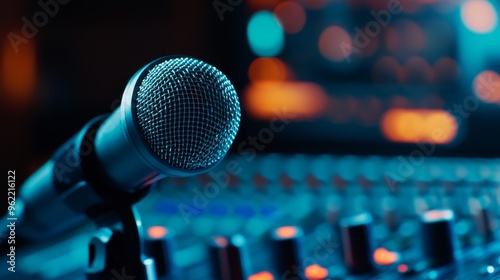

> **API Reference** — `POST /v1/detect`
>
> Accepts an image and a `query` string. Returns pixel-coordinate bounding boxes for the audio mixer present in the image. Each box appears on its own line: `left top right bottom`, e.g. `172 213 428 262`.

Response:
6 154 500 280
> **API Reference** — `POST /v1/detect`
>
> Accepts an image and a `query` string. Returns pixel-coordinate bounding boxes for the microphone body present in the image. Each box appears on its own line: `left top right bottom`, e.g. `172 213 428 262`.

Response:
14 56 241 241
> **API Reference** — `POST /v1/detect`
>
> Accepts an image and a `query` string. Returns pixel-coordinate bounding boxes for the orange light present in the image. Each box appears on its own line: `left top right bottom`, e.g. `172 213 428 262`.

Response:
274 2 307 34
397 264 409 273
214 236 228 247
373 247 399 265
244 81 328 120
147 226 168 239
305 264 328 279
248 58 288 83
1 38 37 107
275 226 298 239
248 271 274 280
381 109 458 144
474 70 500 103
461 0 498 33
423 209 454 222
319 26 352 62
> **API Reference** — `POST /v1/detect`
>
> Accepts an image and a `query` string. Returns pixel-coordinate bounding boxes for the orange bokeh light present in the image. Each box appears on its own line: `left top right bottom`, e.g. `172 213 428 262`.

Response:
244 81 328 120
373 247 399 265
1 38 37 107
147 226 168 239
248 271 274 280
319 26 352 62
275 226 299 239
473 70 500 103
274 2 307 34
248 58 288 83
305 264 328 279
381 109 458 144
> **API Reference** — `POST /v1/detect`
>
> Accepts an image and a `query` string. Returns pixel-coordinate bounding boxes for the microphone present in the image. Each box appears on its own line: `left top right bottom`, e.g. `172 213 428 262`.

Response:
16 56 241 240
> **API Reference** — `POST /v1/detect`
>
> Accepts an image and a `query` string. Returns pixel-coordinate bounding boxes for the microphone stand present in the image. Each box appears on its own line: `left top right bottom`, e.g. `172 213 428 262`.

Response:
85 206 157 280
53 116 158 280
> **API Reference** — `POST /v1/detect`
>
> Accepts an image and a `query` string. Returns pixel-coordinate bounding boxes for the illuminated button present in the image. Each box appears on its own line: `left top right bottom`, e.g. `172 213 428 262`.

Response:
270 226 304 277
421 209 460 268
276 226 298 239
373 248 399 266
340 213 376 274
397 262 426 277
397 264 409 273
305 264 328 279
147 226 167 239
145 226 178 278
479 265 496 276
248 271 274 280
209 234 251 280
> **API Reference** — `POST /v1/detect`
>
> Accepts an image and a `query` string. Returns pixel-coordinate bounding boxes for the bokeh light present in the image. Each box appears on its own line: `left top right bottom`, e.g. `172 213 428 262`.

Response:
373 247 399 265
248 57 289 83
1 39 37 107
434 57 460 82
381 109 458 144
274 1 307 34
461 0 498 33
247 0 282 11
247 11 284 57
319 26 352 62
244 81 328 120
403 56 433 83
304 264 328 279
248 271 274 280
385 20 426 54
147 226 168 239
473 70 500 103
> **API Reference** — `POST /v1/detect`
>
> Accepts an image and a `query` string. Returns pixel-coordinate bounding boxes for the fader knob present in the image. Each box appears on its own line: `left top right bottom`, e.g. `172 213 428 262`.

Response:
270 226 305 278
339 212 376 274
145 226 178 278
208 234 251 280
421 209 460 268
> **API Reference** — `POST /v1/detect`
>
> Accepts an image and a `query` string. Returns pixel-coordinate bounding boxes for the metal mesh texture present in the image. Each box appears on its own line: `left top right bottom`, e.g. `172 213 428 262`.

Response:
135 57 240 171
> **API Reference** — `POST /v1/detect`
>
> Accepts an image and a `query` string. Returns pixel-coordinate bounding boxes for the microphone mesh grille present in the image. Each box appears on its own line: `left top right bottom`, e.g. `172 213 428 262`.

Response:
135 57 240 171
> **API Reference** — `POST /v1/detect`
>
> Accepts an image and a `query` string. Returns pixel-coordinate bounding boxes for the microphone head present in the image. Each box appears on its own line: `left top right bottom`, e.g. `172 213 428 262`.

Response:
131 57 240 173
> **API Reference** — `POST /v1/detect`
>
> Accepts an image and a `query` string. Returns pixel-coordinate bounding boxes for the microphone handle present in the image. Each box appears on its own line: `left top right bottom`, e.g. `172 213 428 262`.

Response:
16 116 106 240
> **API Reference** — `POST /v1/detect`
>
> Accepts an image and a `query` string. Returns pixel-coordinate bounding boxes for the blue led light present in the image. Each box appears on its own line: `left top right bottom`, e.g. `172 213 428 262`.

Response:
210 203 228 217
154 199 178 215
261 204 279 218
234 204 255 218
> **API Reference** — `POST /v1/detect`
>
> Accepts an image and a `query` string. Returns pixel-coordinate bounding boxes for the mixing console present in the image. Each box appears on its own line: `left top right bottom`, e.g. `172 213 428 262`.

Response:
5 154 500 280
